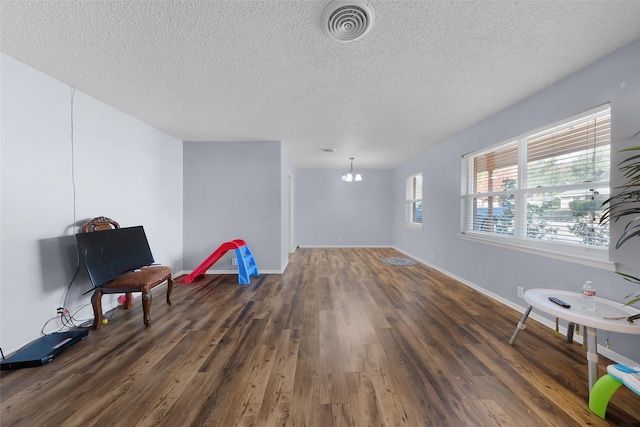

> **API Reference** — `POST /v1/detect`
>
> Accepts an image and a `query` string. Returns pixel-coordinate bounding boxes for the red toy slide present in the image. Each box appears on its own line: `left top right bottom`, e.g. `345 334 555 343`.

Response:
179 239 257 284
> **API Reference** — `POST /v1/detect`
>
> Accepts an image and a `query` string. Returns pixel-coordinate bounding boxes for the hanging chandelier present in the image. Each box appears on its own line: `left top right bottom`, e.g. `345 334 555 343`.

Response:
340 157 362 182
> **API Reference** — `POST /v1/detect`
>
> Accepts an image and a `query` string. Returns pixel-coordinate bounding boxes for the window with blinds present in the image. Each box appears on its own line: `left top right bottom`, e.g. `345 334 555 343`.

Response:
461 105 610 250
406 173 423 227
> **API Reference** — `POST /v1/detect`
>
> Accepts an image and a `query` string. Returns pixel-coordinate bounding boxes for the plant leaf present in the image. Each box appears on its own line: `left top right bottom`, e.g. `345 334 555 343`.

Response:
616 227 640 249
625 296 640 306
607 144 640 249
618 272 640 285
618 145 640 152
623 217 640 232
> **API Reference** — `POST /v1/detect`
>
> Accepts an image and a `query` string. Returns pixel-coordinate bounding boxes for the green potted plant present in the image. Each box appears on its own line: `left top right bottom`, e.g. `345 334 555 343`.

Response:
600 131 640 306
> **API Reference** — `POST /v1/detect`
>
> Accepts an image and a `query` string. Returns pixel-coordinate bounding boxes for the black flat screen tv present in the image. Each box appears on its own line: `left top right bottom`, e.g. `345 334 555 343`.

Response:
75 226 155 287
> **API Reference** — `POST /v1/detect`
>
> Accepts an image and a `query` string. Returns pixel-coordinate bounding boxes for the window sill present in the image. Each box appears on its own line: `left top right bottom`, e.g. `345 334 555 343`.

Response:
405 223 423 231
457 232 617 272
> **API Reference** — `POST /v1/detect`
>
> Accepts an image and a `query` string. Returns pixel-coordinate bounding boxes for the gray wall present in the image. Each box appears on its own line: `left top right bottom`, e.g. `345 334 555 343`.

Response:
1 54 184 353
183 141 286 273
391 39 640 361
296 169 392 246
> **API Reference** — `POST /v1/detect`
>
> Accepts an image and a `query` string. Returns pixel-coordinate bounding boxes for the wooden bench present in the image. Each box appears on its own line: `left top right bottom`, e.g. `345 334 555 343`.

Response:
78 217 173 329
91 265 173 329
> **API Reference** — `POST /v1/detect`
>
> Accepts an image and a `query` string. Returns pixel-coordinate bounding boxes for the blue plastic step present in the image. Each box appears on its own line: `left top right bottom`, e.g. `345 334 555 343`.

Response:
235 245 259 285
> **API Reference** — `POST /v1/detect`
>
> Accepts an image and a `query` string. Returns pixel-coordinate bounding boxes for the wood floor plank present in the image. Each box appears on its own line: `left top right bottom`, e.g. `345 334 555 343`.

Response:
1 247 638 426
318 309 348 405
466 398 513 426
344 371 380 427
254 329 298 426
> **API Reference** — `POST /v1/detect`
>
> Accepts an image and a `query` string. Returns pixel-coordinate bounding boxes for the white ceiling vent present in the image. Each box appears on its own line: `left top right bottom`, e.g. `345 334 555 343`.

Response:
321 0 376 43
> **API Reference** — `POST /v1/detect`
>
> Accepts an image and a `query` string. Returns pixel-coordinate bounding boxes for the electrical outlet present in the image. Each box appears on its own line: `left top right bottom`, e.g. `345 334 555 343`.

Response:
231 257 237 266
517 286 525 298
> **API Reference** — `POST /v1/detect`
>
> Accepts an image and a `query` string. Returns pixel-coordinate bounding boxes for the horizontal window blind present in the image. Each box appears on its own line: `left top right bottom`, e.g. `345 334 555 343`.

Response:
461 105 610 250
407 173 423 225
411 174 423 200
473 142 518 194
527 113 610 188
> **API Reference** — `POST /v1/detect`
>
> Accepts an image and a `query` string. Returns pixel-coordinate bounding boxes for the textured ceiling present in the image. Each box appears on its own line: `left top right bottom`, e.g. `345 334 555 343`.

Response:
2 1 640 169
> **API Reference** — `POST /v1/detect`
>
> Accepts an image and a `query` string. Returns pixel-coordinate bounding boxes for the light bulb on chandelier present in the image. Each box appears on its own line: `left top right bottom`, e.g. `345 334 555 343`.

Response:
341 157 362 182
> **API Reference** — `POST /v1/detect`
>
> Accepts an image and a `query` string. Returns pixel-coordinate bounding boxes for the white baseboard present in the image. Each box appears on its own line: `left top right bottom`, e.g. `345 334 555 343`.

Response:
392 246 638 366
299 245 392 248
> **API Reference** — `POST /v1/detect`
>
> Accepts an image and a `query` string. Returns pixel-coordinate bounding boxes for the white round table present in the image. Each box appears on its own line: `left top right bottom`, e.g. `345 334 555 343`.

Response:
509 288 640 394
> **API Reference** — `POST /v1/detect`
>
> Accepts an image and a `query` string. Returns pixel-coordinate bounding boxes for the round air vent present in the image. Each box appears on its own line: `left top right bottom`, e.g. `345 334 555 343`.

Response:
321 0 376 43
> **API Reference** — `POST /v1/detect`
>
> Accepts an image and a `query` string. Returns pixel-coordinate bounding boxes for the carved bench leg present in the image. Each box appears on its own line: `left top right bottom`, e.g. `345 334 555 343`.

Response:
91 288 104 330
123 292 134 309
142 290 152 326
166 276 173 305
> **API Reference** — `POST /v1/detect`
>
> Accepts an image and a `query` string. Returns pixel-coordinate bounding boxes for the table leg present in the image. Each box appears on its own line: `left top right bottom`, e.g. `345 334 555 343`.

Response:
567 322 575 343
585 326 599 393
509 305 533 345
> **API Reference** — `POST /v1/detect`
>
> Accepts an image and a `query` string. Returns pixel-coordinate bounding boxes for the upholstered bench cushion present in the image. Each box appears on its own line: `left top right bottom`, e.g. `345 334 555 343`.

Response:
102 266 172 292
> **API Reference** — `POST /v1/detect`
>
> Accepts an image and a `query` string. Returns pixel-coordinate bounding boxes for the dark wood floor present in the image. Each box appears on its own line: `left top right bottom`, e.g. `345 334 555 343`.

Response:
1 248 639 426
